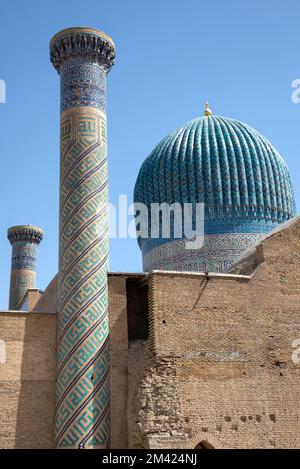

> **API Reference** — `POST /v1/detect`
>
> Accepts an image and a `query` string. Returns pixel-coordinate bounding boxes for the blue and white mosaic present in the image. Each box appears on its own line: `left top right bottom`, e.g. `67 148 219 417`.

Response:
11 241 37 270
142 233 264 272
60 59 106 112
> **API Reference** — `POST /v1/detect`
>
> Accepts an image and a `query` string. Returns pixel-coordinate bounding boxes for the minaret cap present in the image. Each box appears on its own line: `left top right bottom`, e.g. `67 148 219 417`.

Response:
49 26 116 74
204 102 213 117
7 225 44 245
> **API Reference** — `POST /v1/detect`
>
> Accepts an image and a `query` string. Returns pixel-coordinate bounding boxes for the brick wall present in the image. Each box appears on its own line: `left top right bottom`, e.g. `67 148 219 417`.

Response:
108 275 129 448
0 313 56 448
0 218 299 449
130 218 300 448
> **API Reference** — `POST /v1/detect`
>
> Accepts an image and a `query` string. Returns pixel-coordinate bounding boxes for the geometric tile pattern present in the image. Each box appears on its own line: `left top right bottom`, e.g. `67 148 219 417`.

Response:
55 106 110 449
134 115 296 271
50 27 115 449
143 232 265 273
7 225 43 310
60 58 107 113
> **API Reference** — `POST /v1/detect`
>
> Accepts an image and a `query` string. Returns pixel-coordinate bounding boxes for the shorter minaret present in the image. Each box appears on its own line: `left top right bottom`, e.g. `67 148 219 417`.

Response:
7 225 43 310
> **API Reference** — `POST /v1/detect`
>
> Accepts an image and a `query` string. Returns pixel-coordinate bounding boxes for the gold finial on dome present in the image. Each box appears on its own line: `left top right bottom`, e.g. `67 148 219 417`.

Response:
204 101 213 117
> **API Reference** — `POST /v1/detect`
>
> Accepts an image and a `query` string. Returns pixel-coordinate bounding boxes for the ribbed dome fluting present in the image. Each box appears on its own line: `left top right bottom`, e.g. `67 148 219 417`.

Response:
134 115 296 272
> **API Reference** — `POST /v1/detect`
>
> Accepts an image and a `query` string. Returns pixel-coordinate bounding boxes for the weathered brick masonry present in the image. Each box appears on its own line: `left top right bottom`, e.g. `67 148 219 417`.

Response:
128 217 300 448
0 216 299 448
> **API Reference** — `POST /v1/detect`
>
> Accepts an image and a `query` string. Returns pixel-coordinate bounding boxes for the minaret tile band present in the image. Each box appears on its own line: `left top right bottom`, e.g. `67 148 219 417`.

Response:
7 225 43 310
50 27 115 449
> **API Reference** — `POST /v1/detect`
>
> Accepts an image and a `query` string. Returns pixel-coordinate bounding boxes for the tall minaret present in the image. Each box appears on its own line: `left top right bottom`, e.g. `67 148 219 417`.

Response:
7 225 43 310
50 27 115 449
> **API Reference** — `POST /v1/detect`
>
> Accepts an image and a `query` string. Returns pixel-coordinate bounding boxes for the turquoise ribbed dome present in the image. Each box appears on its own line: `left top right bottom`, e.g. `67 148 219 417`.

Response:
134 115 295 257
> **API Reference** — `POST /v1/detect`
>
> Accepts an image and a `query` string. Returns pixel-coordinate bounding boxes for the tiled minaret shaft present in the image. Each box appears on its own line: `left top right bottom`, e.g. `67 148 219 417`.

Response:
50 27 115 449
7 225 43 310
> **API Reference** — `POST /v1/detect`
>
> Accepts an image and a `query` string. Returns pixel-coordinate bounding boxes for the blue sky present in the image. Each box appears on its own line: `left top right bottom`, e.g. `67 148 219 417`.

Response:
0 0 299 308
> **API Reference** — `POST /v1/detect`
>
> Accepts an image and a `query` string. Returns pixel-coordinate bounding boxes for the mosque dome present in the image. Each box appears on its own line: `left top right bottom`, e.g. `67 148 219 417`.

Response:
134 106 296 272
